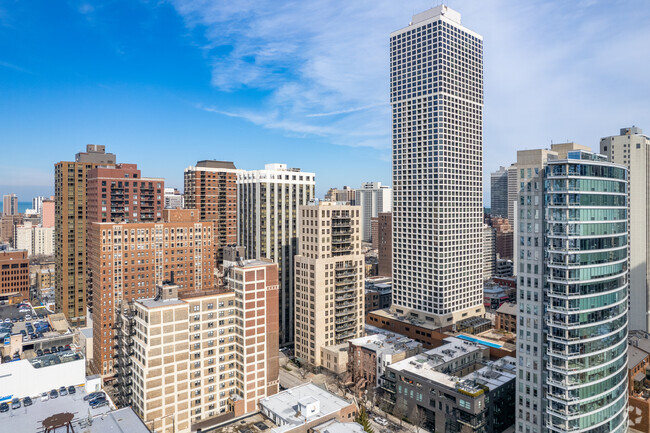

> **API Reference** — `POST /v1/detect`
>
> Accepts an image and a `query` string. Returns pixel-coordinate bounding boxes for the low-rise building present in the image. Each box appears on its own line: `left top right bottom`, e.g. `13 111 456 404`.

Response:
0 249 29 304
382 337 516 433
495 303 517 333
364 277 391 315
347 333 421 392
628 330 650 432
259 383 358 433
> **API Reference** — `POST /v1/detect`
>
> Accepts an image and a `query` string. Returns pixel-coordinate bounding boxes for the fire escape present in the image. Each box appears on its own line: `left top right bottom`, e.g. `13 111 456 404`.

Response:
114 301 135 408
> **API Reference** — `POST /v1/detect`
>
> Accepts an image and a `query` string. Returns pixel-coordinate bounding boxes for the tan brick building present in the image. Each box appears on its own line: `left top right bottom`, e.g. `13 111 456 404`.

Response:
184 161 239 266
294 202 364 368
87 209 215 376
114 258 279 433
55 144 116 326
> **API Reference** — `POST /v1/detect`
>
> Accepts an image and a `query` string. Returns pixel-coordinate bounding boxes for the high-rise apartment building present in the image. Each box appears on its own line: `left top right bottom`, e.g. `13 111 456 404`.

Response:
483 224 495 281
354 182 391 243
491 166 509 217
14 221 54 256
3 194 18 216
184 161 239 266
31 196 47 214
87 209 215 376
377 212 392 277
600 126 650 332
237 163 315 346
114 257 279 433
390 5 484 325
544 151 628 433
514 144 628 433
87 163 164 224
294 202 364 367
41 198 54 228
507 164 519 223
55 144 116 326
514 143 581 433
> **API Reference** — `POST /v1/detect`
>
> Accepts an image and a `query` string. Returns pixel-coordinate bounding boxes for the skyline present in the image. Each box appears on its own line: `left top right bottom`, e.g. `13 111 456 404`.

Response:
2 0 650 203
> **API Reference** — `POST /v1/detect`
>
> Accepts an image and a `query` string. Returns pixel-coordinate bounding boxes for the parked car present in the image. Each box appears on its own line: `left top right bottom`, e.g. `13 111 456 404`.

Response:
50 347 58 353
59 386 68 396
90 398 108 409
24 315 31 321
57 346 64 353
65 344 71 351
43 348 50 355
36 349 43 357
84 392 105 401
11 398 20 409
23 396 32 407
374 417 389 426
40 392 49 402
0 403 8 413
49 389 58 399
68 386 76 395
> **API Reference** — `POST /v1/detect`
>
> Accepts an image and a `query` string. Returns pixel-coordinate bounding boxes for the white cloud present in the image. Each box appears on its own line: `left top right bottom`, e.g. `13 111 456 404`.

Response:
171 0 650 202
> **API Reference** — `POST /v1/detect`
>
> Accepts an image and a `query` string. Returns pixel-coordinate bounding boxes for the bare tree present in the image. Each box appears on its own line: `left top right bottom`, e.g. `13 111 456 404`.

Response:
393 396 407 426
410 406 426 433
378 395 391 419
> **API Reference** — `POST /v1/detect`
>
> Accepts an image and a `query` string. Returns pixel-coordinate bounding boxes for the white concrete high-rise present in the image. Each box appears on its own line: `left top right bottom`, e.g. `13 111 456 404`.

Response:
237 163 315 346
355 182 391 243
600 126 650 332
390 5 484 325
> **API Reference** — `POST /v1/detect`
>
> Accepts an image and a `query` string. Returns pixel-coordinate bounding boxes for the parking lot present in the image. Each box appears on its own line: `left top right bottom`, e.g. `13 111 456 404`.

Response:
0 386 112 432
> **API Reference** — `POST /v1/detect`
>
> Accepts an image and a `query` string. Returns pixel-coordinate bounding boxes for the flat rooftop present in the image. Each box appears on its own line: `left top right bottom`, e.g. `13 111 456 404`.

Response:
86 407 150 433
0 385 113 432
348 333 420 356
260 383 352 433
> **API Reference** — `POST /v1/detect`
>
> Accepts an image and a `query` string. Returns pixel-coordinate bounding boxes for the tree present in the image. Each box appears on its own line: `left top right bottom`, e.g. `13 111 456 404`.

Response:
410 406 426 433
393 396 407 426
377 392 391 419
356 404 375 433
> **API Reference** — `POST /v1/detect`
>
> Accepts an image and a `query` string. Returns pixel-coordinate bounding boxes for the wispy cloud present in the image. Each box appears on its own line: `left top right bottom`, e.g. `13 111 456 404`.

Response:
0 60 32 74
171 0 650 187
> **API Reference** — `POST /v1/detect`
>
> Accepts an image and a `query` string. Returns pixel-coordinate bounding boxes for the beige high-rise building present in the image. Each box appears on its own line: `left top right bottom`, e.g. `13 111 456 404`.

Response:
601 126 650 332
294 201 364 368
115 258 279 433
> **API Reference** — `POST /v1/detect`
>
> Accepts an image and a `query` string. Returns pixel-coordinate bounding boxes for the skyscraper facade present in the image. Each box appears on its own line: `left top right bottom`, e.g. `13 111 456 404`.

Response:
390 5 484 325
184 161 239 266
354 182 392 243
514 143 586 433
3 194 18 216
237 163 315 346
600 126 650 332
294 202 364 368
55 144 116 326
483 224 495 281
545 151 628 433
491 166 509 217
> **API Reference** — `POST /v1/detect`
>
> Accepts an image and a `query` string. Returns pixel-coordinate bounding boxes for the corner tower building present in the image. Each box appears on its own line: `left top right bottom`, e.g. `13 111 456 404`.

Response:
390 6 484 325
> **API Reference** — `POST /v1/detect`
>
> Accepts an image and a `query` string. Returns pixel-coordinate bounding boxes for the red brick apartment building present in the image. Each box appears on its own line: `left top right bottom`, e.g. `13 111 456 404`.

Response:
87 208 215 376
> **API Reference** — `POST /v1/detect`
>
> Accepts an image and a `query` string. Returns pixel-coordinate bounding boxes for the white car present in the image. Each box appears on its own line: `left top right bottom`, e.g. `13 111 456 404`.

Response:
25 315 32 321
41 392 49 402
374 417 389 426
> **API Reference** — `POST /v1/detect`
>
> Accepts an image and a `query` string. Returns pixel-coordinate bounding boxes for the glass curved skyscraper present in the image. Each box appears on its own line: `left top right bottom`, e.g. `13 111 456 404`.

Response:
545 151 628 433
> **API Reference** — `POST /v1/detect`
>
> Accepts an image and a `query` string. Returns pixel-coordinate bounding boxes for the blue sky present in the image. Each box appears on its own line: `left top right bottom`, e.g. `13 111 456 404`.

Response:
1 0 650 204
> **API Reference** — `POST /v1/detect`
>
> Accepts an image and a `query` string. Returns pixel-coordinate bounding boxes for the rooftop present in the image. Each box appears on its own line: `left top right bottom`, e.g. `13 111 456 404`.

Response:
0 385 114 432
348 333 420 356
260 383 353 433
312 420 364 433
85 407 151 433
496 303 518 316
628 346 649 369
